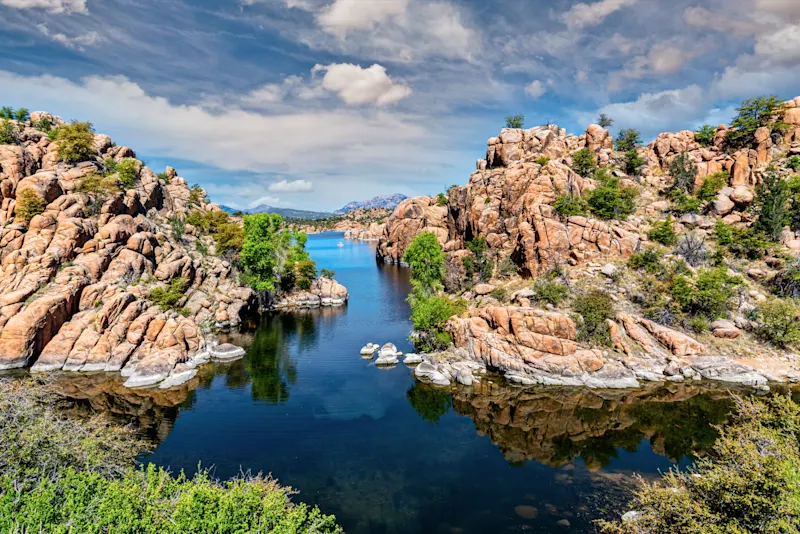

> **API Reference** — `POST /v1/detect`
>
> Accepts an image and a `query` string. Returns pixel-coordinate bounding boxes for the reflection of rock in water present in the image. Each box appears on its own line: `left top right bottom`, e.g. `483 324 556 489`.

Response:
451 381 736 469
48 373 195 442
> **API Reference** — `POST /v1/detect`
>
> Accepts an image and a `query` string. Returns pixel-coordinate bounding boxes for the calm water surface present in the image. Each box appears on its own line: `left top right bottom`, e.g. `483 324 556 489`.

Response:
50 233 741 533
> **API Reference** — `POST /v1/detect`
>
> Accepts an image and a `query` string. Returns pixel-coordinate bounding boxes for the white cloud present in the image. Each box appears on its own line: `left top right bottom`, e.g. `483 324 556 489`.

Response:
37 24 103 50
312 63 412 105
754 24 800 65
249 195 286 208
0 0 85 13
525 80 546 98
560 0 639 30
317 0 408 35
268 178 314 193
609 43 693 91
240 84 284 108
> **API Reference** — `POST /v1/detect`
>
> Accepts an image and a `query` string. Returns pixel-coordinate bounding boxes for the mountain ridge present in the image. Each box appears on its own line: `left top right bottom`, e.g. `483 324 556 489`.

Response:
334 194 407 215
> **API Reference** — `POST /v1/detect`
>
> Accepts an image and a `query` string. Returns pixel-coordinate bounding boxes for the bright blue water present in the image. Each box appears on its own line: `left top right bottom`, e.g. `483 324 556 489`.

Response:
89 233 733 533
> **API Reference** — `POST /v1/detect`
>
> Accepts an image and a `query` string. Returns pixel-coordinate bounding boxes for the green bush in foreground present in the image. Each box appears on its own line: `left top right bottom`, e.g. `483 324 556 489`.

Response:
573 290 615 345
533 278 569 306
599 395 800 533
15 188 46 224
587 169 638 220
648 216 677 246
409 295 466 352
53 121 95 163
148 277 190 314
0 380 342 534
756 298 800 348
553 194 589 217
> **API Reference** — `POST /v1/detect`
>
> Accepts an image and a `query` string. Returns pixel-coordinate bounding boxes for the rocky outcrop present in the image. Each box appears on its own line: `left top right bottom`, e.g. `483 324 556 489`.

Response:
0 113 256 388
274 277 349 309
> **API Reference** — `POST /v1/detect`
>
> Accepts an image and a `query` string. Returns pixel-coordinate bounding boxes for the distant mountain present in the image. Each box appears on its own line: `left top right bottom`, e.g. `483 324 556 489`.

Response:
220 205 333 220
334 194 407 215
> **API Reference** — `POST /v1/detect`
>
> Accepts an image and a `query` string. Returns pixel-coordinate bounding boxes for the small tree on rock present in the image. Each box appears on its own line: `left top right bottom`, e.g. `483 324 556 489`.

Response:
505 114 524 129
597 113 614 129
404 232 445 297
53 121 95 163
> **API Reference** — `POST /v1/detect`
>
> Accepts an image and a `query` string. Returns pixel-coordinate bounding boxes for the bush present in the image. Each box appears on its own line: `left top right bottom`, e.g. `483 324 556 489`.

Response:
599 396 800 534
573 290 615 345
695 171 729 202
753 170 790 241
195 240 209 256
788 156 800 172
0 119 17 144
672 267 742 319
597 113 613 128
668 152 698 194
436 192 448 206
623 149 645 176
53 121 95 163
115 159 138 189
615 129 641 152
189 184 204 205
669 189 702 214
726 95 789 149
15 188 46 223
35 116 51 132
770 261 800 299
148 277 189 313
214 223 244 256
713 219 734 246
463 237 493 285
687 315 710 333
572 148 596 177
76 172 120 197
648 216 677 246
727 226 773 259
694 124 717 147
168 216 185 241
497 257 519 278
756 298 800 347
404 232 445 297
320 268 335 279
505 114 524 129
675 233 708 267
157 171 169 183
535 156 550 166
553 194 589 217
533 278 569 306
409 295 466 351
587 169 638 220
628 247 664 273
0 107 28 122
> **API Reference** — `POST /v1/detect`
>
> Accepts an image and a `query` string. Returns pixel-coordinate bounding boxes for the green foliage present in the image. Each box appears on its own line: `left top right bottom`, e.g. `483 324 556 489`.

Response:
497 257 519 278
436 192 448 206
756 298 800 347
115 159 138 189
53 121 95 163
185 210 244 256
788 156 800 172
615 128 641 152
15 188 46 224
195 240 209 256
572 148 597 177
554 194 589 217
320 268 335 279
597 113 613 129
753 170 790 241
587 169 638 220
696 171 729 202
713 220 734 246
573 290 615 345
727 226 773 259
0 119 16 144
157 171 169 183
675 233 709 267
771 261 800 299
35 116 51 132
648 216 677 246
628 247 664 273
671 267 742 319
533 278 569 306
148 277 189 313
404 232 446 297
688 315 710 334
76 172 120 197
189 184 204 205
668 152 698 194
694 124 717 147
215 223 244 256
669 189 703 214
599 395 800 534
168 216 185 241
0 107 28 122
462 237 493 285
505 114 524 129
406 383 452 424
726 95 789 149
409 295 466 351
535 156 550 166
623 149 646 176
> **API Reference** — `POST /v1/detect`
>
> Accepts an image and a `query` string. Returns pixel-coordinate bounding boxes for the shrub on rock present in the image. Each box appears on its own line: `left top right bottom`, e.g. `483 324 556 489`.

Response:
756 298 800 348
53 121 95 163
573 290 615 345
15 188 46 224
572 148 597 177
587 169 638 220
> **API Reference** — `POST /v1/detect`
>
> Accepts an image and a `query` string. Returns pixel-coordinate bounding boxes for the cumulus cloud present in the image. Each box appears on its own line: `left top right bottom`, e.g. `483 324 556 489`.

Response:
317 0 408 35
268 179 314 193
37 24 103 50
525 80 546 98
312 63 412 105
0 0 85 13
560 0 639 30
609 43 693 91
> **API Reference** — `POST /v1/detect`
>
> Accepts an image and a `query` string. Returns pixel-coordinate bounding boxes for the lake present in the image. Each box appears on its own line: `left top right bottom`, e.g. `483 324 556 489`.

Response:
49 232 742 533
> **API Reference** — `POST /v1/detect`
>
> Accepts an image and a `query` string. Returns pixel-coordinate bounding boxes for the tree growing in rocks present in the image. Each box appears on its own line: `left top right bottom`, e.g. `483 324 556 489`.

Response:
505 114 524 129
14 188 45 224
753 170 790 241
726 95 789 149
668 152 698 194
404 232 445 297
597 113 614 128
53 121 95 163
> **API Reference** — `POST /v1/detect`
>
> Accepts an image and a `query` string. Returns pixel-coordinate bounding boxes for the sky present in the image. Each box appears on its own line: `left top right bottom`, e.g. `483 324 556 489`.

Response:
1 0 800 211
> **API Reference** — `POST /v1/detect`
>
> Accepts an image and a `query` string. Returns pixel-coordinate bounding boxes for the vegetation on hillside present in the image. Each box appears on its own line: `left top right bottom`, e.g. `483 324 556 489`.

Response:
53 121 95 163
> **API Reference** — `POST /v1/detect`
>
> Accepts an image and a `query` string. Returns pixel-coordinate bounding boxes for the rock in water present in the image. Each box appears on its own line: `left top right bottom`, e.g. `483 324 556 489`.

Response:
209 343 246 361
360 343 379 357
376 343 399 365
414 361 451 386
403 353 423 365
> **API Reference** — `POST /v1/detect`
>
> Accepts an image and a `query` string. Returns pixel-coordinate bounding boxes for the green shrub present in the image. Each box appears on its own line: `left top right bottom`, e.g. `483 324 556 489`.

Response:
668 152 698 194
599 396 800 533
756 298 800 347
463 237 493 285
648 216 677 246
572 148 596 177
53 121 95 163
35 116 51 132
587 169 638 220
533 278 569 306
436 192 448 206
615 129 641 152
404 232 445 297
694 124 717 147
0 119 16 144
669 275 694 311
771 261 800 299
688 315 710 333
214 223 244 256
497 257 519 278
628 247 664 273
726 95 789 149
713 220 734 246
76 172 120 197
597 113 613 128
294 258 316 290
669 189 703 214
695 171 729 201
157 171 169 183
788 156 800 172
0 107 28 122
553 194 589 217
505 114 524 129
623 149 645 176
672 267 742 319
753 170 790 241
535 156 550 166
727 226 773 259
320 268 335 279
168 216 185 241
189 184 204 205
490 286 508 301
195 240 209 255
573 290 615 345
15 188 46 223
409 295 466 351
148 277 189 313
115 159 138 189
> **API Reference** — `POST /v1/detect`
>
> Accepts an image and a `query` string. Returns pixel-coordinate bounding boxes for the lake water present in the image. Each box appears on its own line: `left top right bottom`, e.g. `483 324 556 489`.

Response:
49 233 743 533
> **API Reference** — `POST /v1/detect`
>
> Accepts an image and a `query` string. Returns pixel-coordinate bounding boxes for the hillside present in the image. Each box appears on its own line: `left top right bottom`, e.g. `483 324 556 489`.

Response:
379 96 800 390
220 204 333 220
334 194 407 215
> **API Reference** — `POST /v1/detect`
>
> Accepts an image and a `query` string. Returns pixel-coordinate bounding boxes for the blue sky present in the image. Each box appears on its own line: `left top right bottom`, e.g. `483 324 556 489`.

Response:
1 0 799 211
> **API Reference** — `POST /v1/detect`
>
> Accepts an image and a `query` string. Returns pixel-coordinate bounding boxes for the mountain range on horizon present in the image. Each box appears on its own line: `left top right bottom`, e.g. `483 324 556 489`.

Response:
221 194 407 220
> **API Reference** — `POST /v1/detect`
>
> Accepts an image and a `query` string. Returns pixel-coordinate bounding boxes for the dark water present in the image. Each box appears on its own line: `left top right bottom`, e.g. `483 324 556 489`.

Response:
49 233 742 533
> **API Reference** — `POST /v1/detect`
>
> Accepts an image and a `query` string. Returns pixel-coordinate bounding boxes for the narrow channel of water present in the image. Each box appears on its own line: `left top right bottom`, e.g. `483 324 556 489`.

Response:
47 233 743 533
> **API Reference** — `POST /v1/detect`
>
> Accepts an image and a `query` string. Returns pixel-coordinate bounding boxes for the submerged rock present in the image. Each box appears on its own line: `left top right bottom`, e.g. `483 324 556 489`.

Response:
360 343 379 357
376 343 400 365
209 343 246 361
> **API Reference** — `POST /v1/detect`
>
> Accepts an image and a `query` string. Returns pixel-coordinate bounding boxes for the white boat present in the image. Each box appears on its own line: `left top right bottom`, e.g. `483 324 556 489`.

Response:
337 242 344 247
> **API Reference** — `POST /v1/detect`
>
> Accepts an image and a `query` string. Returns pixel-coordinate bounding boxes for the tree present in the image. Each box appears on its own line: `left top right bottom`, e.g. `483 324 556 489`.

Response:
53 121 95 163
15 188 46 223
694 124 716 147
597 113 614 129
505 114 524 129
572 148 596 177
668 152 698 194
14 107 29 122
0 119 16 145
587 169 638 220
754 170 790 241
463 237 494 284
726 95 789 149
615 128 641 152
403 232 445 297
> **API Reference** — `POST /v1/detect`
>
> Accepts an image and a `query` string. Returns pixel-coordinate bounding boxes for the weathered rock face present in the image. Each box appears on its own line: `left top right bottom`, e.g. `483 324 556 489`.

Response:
274 277 349 309
0 113 256 388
